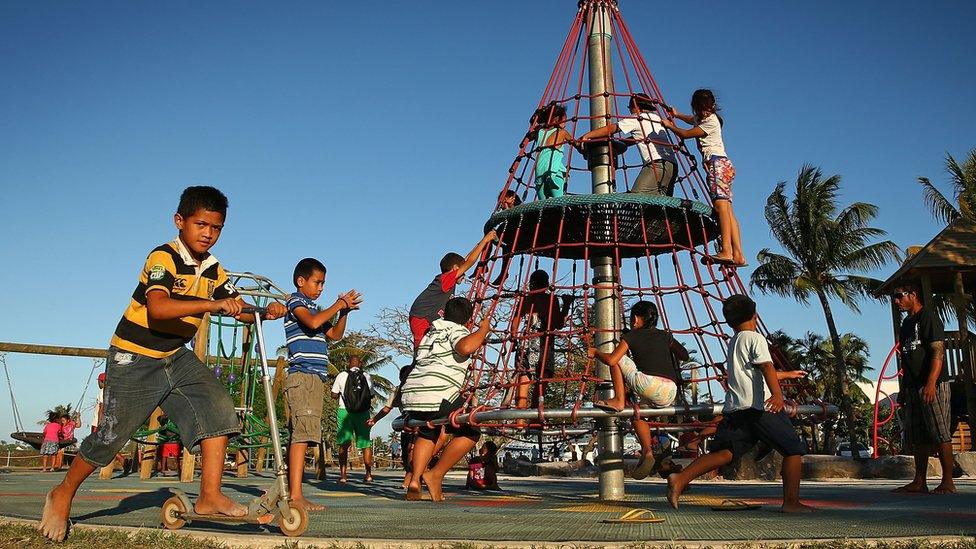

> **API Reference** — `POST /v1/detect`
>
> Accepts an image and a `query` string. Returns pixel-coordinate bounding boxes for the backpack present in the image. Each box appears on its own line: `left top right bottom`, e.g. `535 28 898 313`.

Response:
343 368 372 413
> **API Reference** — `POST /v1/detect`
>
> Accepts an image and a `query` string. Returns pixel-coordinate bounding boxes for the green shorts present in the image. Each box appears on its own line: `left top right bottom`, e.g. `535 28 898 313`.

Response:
336 408 372 449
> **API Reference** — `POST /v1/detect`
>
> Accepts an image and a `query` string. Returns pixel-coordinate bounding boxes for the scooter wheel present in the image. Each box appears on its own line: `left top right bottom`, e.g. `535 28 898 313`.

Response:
277 504 308 537
161 496 187 530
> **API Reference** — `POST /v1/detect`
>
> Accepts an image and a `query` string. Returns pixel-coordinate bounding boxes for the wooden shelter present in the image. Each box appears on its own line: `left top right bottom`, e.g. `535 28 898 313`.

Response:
877 216 976 448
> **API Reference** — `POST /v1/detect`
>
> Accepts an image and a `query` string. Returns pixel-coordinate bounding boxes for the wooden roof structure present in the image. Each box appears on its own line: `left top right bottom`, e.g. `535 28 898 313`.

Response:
877 216 976 295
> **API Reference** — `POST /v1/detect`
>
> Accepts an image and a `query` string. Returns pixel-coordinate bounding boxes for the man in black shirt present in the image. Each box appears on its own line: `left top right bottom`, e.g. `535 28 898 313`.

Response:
893 283 955 494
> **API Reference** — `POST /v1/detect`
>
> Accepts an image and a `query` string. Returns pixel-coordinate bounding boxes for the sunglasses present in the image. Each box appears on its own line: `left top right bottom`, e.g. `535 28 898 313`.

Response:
892 291 912 299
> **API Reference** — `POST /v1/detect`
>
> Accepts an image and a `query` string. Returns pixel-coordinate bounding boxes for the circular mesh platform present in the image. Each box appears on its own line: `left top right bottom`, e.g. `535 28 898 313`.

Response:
485 194 717 260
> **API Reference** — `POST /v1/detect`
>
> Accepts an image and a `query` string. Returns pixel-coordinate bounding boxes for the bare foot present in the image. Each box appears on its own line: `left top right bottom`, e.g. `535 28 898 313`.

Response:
422 470 444 502
194 493 247 517
405 485 422 501
666 473 686 509
932 482 957 494
290 497 326 512
39 487 72 542
893 481 928 494
364 475 373 483
338 476 348 484
781 502 817 513
402 472 412 489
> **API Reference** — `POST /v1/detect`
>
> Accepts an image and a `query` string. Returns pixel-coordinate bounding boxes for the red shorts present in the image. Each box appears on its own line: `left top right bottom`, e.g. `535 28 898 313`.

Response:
409 316 431 350
160 442 181 459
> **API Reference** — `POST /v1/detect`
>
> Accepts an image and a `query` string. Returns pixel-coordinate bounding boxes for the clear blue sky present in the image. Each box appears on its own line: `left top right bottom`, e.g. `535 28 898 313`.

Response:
1 1 973 441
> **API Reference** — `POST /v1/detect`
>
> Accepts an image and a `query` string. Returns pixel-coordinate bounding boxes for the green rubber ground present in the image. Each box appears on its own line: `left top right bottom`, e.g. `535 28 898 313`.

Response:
2 470 974 542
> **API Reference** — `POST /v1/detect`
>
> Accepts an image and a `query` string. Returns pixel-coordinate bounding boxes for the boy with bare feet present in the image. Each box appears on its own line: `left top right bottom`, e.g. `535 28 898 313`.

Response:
284 257 363 509
401 297 491 502
40 187 287 541
892 283 955 494
666 295 812 513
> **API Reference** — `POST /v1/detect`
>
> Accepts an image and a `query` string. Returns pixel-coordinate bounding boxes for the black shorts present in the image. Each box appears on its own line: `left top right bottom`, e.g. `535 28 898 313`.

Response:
405 399 480 442
711 409 806 460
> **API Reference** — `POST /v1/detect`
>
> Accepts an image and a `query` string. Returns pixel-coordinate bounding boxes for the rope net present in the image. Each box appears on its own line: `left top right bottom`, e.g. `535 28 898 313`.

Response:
436 1 831 435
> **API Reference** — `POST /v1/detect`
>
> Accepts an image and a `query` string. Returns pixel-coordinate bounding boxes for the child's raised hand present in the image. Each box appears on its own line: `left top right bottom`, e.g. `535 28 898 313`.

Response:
478 314 492 331
484 229 498 242
782 370 807 380
586 347 597 359
338 290 363 311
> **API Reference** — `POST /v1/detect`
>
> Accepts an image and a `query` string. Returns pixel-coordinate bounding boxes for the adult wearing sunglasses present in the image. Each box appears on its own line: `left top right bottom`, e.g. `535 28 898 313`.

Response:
892 284 955 494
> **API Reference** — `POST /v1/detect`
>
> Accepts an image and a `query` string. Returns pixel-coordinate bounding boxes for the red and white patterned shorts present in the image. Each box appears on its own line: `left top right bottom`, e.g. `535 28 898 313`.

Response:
706 155 736 201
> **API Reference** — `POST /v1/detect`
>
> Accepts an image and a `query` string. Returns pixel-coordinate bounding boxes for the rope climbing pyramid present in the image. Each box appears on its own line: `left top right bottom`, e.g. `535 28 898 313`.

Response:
445 1 833 429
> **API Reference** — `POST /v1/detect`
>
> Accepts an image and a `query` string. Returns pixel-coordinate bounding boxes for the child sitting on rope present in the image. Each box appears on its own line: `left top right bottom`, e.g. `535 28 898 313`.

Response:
514 270 574 413
39 186 287 542
578 93 678 196
408 231 496 350
530 102 578 199
401 297 491 502
588 301 689 480
666 295 812 513
660 89 745 266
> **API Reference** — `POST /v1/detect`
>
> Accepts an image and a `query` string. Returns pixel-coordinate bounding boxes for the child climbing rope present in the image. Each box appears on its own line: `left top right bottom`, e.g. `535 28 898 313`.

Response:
578 93 678 195
530 103 578 199
408 231 496 350
588 301 688 480
666 295 811 513
660 89 745 266
402 297 491 502
514 270 573 414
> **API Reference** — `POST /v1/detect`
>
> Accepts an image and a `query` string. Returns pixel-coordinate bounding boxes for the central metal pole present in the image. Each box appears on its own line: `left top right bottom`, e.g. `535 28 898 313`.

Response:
586 0 625 501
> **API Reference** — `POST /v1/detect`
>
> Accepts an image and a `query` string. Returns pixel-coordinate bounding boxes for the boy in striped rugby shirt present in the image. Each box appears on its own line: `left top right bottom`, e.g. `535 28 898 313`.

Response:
40 186 287 541
283 257 362 512
402 297 491 502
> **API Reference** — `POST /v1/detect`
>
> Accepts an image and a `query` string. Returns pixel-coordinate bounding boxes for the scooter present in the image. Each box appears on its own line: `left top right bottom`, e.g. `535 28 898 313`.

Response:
160 306 309 537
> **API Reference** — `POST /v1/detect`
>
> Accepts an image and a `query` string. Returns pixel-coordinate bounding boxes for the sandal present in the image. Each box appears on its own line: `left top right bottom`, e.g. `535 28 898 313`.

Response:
711 499 761 511
593 401 623 414
601 508 665 524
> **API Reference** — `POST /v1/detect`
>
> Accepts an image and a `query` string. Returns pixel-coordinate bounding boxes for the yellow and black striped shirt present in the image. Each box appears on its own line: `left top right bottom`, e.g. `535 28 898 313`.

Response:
110 238 239 358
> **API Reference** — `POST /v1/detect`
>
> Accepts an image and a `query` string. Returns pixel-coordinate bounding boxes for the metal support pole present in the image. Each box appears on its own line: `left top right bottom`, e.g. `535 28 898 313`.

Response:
585 0 625 501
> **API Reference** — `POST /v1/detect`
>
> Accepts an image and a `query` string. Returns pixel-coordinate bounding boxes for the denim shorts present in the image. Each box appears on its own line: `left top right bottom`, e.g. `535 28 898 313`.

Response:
78 346 240 467
711 408 806 460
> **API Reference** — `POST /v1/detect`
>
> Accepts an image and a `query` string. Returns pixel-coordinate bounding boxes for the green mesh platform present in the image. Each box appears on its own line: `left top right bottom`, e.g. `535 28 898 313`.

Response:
484 193 717 260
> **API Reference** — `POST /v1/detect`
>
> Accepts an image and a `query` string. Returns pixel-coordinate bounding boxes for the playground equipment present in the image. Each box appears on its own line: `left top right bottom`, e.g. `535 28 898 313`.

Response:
161 306 308 537
3 351 101 450
396 0 836 501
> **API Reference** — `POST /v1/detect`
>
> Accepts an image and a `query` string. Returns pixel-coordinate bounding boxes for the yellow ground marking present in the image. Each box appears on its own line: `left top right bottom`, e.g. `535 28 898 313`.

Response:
550 502 640 513
89 489 156 494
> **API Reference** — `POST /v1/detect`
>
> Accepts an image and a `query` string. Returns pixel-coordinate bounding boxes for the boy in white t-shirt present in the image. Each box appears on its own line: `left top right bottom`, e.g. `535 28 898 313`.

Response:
578 93 678 196
666 295 813 513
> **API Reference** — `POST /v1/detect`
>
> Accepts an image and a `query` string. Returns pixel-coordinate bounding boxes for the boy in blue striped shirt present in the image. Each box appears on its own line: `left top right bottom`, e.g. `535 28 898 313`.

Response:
284 257 362 512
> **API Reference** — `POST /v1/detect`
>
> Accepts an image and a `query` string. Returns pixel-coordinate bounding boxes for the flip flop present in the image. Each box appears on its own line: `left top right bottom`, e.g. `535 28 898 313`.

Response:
630 455 657 480
601 508 664 524
593 401 623 414
711 499 761 511
699 255 735 266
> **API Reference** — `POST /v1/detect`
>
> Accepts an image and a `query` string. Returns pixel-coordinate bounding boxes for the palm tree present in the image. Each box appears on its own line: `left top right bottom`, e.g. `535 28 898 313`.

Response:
918 149 976 329
37 403 74 426
918 148 976 223
751 165 901 453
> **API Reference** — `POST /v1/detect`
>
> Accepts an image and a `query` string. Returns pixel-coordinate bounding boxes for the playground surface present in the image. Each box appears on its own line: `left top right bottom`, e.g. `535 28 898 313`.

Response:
1 470 975 544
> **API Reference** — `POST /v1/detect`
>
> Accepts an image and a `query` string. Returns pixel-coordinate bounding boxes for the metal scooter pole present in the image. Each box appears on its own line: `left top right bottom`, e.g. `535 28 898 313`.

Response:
246 307 291 505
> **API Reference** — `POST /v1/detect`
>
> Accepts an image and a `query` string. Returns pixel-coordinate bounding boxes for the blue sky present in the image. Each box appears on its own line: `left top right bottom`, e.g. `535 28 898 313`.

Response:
1 1 973 441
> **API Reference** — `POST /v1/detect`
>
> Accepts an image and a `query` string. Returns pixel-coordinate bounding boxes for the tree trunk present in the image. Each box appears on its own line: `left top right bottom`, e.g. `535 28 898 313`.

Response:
816 290 861 458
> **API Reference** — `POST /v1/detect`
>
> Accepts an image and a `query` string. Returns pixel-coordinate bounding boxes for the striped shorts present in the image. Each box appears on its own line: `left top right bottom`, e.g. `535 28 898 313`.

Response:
902 380 952 446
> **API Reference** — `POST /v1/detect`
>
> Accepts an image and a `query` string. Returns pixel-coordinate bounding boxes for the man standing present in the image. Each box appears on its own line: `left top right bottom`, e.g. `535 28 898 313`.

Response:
893 283 955 494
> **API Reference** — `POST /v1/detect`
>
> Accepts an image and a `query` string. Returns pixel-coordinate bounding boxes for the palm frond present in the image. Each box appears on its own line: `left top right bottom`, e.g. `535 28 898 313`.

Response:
918 176 959 224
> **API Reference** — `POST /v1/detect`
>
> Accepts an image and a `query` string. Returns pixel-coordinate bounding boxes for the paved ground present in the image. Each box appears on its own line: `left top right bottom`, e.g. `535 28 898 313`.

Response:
2 469 975 543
